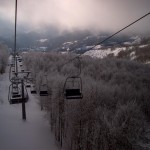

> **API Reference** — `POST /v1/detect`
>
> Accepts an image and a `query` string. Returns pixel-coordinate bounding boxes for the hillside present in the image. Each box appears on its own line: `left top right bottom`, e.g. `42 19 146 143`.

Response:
83 37 150 64
23 52 150 150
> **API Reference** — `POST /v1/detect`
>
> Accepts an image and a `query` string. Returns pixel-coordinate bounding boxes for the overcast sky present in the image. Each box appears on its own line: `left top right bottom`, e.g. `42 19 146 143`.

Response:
0 0 150 34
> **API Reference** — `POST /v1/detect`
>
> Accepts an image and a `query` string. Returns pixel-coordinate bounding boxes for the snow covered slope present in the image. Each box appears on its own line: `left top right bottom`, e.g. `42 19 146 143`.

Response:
84 46 128 58
83 44 150 64
0 67 58 149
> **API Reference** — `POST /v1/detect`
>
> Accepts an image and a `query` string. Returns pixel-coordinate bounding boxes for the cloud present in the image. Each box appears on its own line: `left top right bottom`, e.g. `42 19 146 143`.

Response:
0 0 150 34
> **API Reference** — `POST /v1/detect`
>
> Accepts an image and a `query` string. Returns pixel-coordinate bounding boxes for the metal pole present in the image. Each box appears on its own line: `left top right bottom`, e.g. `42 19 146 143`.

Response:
21 79 26 120
14 0 18 74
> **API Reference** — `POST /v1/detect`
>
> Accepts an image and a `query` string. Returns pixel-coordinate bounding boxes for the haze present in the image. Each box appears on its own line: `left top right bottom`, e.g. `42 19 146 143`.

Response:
0 0 150 34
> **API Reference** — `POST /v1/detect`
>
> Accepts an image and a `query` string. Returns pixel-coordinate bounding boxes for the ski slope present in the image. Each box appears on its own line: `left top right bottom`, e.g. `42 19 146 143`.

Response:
0 67 58 149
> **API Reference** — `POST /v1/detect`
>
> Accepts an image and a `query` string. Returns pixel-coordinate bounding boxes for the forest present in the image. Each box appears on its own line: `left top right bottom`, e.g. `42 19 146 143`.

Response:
0 43 8 74
23 52 150 150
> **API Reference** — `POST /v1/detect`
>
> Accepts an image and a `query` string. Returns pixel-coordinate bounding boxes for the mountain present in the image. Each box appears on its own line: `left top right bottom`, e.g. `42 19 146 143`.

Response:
83 37 150 64
0 19 150 64
0 19 133 51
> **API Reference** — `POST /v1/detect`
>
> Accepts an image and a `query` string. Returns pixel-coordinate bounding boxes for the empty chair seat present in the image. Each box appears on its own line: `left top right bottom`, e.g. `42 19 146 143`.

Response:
12 94 21 98
31 90 37 94
10 94 27 104
26 83 31 88
30 85 37 94
39 83 48 96
65 89 83 99
63 76 83 100
40 90 48 96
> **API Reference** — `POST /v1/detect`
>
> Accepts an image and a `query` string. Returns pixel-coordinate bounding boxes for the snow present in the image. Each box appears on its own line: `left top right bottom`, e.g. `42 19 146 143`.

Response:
61 52 68 54
112 47 126 56
0 59 58 149
84 47 127 58
132 38 141 44
145 61 150 64
84 48 111 58
85 46 94 49
130 51 136 60
139 44 148 48
93 45 102 49
38 39 48 43
128 46 134 50
83 43 149 59
124 41 132 45
63 42 73 45
22 52 28 54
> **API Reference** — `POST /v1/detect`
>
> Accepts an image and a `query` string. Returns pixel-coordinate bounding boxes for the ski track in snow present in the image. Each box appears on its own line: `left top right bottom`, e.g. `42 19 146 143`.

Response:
0 66 59 150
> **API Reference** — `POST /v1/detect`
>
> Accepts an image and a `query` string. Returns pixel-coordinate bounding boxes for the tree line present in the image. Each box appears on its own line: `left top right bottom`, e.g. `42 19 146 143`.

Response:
0 43 8 74
23 52 150 150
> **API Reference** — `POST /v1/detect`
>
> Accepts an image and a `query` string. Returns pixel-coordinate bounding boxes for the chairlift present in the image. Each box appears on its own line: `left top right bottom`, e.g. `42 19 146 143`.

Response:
64 76 83 99
30 84 37 94
39 74 49 96
8 83 28 104
26 83 31 88
63 57 83 99
18 57 22 62
39 84 49 96
11 65 15 73
11 76 21 84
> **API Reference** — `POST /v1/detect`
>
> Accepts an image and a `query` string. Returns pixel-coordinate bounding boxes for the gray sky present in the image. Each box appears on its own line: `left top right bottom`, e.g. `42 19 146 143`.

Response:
0 0 150 34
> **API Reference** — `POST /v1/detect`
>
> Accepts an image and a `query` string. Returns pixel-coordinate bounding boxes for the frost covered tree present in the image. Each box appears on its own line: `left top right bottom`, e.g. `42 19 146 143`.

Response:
23 52 150 150
0 44 9 74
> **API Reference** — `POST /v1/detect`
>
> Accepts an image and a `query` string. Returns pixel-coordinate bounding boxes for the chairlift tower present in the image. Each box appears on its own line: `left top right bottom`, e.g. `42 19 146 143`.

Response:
8 0 29 120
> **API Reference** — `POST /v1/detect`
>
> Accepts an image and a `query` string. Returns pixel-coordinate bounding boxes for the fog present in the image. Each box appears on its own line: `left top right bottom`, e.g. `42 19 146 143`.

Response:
0 0 150 34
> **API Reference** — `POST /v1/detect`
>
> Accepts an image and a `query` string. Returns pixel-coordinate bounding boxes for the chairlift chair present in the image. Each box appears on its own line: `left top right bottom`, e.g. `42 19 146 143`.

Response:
64 77 83 99
8 83 29 104
39 84 49 96
26 83 31 88
30 84 37 94
11 66 15 73
18 58 22 62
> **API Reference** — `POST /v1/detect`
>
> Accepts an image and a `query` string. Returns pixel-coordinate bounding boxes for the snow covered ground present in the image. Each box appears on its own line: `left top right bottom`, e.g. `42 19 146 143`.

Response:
84 48 112 58
83 47 127 58
83 44 149 59
0 66 58 149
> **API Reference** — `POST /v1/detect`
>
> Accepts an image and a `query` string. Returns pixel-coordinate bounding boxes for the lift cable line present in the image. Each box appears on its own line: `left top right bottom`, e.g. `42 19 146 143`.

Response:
60 11 150 68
